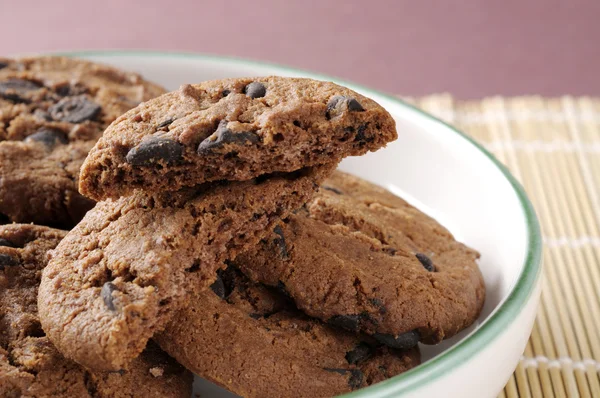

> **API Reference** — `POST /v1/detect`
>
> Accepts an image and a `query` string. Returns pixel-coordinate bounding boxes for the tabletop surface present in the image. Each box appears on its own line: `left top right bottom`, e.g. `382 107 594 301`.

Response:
2 0 599 99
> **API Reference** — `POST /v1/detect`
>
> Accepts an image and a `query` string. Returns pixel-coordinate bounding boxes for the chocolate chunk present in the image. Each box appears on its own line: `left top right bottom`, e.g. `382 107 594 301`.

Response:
416 253 435 272
347 98 365 112
198 120 260 154
0 238 15 248
49 95 101 123
210 275 226 299
0 213 9 224
126 138 184 166
382 247 397 256
211 268 235 299
222 89 231 97
244 82 266 99
275 281 291 298
345 343 373 364
0 78 42 103
369 298 387 314
0 253 19 270
101 282 118 311
348 369 363 389
33 109 52 121
373 330 420 350
55 84 73 97
25 128 69 148
355 124 372 143
273 225 289 259
0 62 8 70
322 186 343 195
328 314 361 333
323 368 364 390
157 118 174 129
326 95 365 119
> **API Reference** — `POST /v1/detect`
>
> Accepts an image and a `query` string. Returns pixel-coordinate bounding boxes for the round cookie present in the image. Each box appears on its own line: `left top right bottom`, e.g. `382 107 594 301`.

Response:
0 224 192 398
39 165 333 372
235 171 485 346
79 76 398 201
156 265 420 398
0 56 166 227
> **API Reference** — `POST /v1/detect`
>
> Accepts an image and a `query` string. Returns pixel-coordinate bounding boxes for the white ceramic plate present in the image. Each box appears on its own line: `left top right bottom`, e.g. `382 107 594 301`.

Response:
54 51 542 398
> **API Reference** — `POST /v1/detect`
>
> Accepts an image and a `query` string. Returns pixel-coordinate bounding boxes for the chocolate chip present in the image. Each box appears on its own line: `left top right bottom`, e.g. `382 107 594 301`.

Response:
275 281 291 298
101 282 118 311
211 268 235 299
0 238 15 248
347 98 365 112
322 186 343 195
348 369 363 389
25 128 69 148
126 138 184 166
326 96 365 119
416 253 435 272
0 253 19 270
33 109 52 121
373 330 420 350
198 120 260 154
273 225 289 260
54 84 73 97
222 89 231 97
345 343 373 364
244 82 266 99
355 124 369 143
0 62 8 70
382 247 397 256
323 368 363 390
328 314 361 333
0 213 9 224
210 275 226 299
49 95 101 123
157 118 174 129
0 78 42 103
369 298 387 314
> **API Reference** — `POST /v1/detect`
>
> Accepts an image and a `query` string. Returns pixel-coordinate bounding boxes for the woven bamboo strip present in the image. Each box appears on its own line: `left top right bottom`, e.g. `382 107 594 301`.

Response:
492 98 579 397
413 96 600 397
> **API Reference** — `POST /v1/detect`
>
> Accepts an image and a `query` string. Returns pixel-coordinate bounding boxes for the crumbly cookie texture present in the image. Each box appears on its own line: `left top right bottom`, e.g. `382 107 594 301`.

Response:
236 171 485 345
156 265 420 398
39 165 332 371
0 56 166 227
0 224 192 398
79 76 397 201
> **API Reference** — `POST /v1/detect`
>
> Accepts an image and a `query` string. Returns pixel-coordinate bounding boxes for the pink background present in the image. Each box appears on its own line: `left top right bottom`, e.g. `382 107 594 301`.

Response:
2 0 599 98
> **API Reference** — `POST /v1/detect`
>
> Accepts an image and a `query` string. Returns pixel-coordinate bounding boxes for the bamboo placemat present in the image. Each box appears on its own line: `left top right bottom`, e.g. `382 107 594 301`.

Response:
409 95 600 398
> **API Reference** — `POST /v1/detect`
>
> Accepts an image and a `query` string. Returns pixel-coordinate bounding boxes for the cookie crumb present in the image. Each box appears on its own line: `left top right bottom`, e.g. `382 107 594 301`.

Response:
149 366 164 377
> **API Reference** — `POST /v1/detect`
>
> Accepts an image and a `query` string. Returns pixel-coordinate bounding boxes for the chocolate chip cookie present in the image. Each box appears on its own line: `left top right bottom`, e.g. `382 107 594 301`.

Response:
236 171 485 346
156 265 420 398
79 77 397 201
0 224 192 397
0 56 166 227
39 165 333 372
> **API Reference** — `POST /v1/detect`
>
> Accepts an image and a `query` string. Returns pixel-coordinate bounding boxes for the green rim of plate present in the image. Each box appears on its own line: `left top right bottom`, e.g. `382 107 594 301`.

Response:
53 50 543 397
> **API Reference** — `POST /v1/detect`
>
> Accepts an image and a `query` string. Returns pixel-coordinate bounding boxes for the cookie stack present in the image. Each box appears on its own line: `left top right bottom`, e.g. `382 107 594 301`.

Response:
0 56 485 398
0 57 192 397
